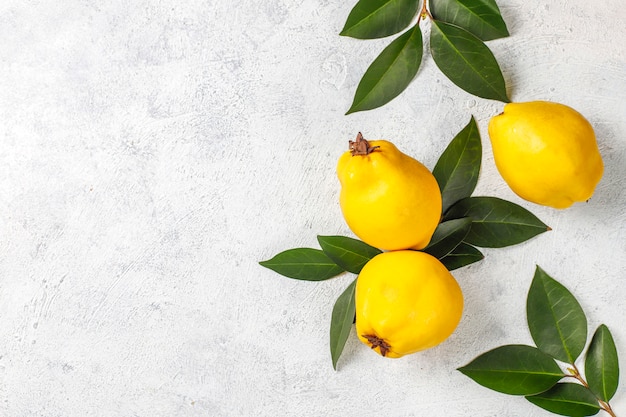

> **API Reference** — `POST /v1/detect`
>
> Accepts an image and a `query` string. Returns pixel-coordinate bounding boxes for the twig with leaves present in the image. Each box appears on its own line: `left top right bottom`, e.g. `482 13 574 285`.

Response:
341 0 511 114
460 267 620 417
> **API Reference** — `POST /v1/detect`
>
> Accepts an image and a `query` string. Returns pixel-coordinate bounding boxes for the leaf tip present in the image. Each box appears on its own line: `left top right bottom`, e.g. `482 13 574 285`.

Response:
346 101 365 114
457 366 472 378
345 103 359 115
338 24 352 37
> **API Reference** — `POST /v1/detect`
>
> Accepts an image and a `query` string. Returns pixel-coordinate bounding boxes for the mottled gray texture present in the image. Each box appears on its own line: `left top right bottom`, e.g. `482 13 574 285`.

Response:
0 1 625 416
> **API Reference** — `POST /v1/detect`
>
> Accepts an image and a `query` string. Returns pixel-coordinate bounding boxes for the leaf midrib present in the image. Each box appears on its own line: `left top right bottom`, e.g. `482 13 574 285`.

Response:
324 242 373 263
464 368 563 376
261 261 338 267
474 218 547 228
542 277 574 363
344 0 403 35
455 0 503 33
597 329 609 399
331 280 357 368
531 395 600 408
440 123 476 197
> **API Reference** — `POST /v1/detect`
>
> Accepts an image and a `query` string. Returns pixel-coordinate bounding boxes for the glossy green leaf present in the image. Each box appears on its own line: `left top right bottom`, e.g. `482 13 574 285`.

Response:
459 344 563 395
330 279 357 370
317 235 382 274
585 324 619 401
347 25 423 114
444 196 549 248
439 242 483 271
527 266 588 364
430 20 510 102
259 248 344 281
423 218 472 259
340 0 419 39
526 383 601 417
430 0 509 41
432 116 482 213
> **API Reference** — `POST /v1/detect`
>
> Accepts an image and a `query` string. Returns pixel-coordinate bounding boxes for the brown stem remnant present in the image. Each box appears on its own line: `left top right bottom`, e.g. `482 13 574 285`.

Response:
349 132 380 156
362 334 392 357
419 0 432 20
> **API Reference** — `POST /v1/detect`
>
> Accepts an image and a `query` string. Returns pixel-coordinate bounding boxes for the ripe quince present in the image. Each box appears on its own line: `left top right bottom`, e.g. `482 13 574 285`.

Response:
488 101 603 209
355 250 463 358
337 133 442 251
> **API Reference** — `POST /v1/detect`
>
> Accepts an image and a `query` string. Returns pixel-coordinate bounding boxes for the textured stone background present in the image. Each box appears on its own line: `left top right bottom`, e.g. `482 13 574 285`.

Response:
0 1 625 416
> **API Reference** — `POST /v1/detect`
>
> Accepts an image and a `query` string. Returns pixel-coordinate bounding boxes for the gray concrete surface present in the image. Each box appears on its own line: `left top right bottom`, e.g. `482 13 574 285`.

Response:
0 1 625 416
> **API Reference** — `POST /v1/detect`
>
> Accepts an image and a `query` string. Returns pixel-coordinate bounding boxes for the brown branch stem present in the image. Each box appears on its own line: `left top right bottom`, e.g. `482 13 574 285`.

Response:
566 364 618 417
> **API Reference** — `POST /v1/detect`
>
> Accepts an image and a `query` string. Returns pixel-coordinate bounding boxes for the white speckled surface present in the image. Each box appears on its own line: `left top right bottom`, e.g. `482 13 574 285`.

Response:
0 1 625 416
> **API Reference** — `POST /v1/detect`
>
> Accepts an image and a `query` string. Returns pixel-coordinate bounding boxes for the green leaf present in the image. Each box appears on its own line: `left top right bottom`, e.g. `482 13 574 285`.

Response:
440 243 485 271
526 383 601 417
459 344 563 395
430 20 510 102
527 266 588 364
432 116 482 213
340 0 419 39
259 248 344 281
444 196 549 248
430 0 509 41
317 235 382 274
330 279 357 370
439 242 484 271
346 25 423 114
423 218 472 259
585 325 619 401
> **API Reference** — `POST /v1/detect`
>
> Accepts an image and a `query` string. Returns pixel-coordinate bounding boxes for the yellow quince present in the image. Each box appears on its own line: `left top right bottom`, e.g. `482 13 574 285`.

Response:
337 133 442 251
488 101 603 208
355 250 463 358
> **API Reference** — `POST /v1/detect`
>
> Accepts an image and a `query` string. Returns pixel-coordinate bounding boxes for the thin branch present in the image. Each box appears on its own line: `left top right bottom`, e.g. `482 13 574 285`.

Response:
567 364 617 417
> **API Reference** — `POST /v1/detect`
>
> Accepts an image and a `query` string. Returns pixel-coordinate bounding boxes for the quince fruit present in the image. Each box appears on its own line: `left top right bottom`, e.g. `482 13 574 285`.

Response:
488 101 603 208
337 133 442 250
356 250 463 358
